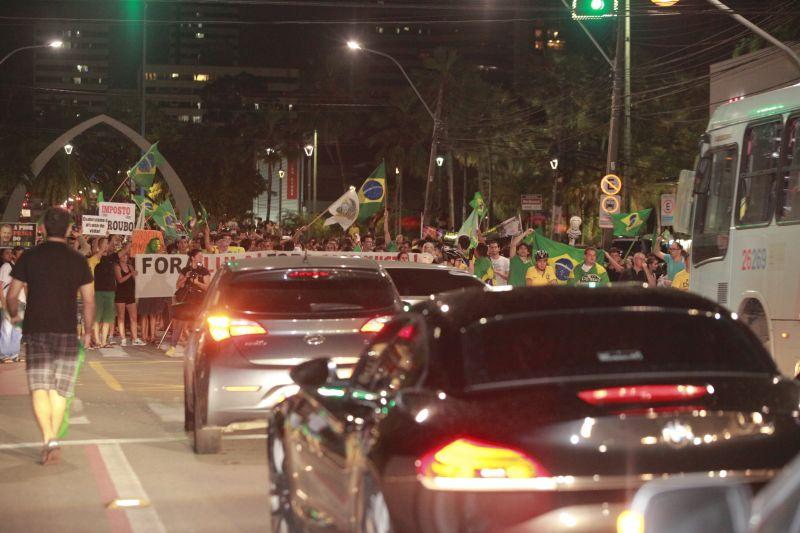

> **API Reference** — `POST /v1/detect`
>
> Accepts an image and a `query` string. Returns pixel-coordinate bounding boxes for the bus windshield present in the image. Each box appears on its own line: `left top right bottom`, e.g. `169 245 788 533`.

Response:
692 146 738 265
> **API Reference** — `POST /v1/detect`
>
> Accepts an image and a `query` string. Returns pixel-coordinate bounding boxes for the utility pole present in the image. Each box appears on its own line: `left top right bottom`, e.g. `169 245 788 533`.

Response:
603 0 625 248
312 129 318 213
446 152 455 229
421 82 444 228
623 0 632 211
140 1 147 139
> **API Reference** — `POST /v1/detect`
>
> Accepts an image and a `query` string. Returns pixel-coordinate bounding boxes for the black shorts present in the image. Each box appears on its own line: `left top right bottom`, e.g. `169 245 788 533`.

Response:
25 333 80 397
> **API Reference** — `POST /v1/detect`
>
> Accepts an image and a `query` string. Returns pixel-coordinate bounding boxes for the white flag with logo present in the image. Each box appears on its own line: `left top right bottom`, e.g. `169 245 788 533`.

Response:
323 187 360 230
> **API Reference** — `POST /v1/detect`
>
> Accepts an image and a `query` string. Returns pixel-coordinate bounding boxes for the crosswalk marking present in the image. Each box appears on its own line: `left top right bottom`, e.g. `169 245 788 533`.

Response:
99 347 129 358
146 402 183 423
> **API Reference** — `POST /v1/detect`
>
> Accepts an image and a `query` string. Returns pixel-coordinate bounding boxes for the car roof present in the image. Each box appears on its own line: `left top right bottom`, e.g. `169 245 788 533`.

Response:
413 286 729 326
378 261 469 273
226 254 381 272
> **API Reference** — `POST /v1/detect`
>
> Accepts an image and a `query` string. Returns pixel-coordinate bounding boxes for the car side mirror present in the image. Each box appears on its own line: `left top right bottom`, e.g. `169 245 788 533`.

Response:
290 358 333 391
172 302 200 322
628 476 751 533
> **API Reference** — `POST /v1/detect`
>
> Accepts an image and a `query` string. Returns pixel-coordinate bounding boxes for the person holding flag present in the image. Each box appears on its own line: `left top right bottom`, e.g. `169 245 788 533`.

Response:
357 161 386 224
129 143 165 189
567 247 610 287
507 229 535 287
652 237 687 284
470 243 495 286
526 249 558 286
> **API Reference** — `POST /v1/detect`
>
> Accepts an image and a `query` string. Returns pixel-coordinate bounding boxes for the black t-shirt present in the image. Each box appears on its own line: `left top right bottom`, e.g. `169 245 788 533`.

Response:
11 241 93 334
607 267 624 282
621 267 649 284
94 255 117 292
179 263 211 304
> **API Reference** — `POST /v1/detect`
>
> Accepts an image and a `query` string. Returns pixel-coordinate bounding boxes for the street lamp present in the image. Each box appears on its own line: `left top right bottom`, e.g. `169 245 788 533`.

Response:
0 40 63 67
347 39 440 227
436 156 445 167
64 143 74 155
303 144 314 157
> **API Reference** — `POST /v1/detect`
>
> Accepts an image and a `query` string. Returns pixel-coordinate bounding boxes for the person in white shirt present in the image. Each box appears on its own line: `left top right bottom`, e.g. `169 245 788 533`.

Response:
0 247 24 362
487 240 510 286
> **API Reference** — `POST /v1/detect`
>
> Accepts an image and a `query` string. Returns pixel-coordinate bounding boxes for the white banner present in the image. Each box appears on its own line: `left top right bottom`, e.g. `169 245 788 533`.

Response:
134 250 433 298
81 215 108 236
99 202 136 235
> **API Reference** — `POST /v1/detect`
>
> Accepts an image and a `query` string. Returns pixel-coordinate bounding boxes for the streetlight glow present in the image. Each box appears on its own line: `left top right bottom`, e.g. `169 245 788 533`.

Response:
64 143 74 155
550 158 559 170
49 40 64 48
346 40 362 51
304 144 314 157
436 156 445 167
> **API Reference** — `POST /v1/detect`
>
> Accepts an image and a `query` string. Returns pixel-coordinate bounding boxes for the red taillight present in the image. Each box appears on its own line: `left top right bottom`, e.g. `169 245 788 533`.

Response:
207 315 267 341
360 315 392 334
417 438 547 482
287 270 330 279
577 384 709 406
397 324 415 340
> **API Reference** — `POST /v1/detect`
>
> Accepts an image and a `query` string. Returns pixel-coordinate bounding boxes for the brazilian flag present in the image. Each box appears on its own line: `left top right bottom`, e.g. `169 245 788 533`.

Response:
357 161 386 223
132 194 157 217
456 192 488 249
129 144 165 189
152 199 186 239
611 208 652 237
472 256 495 286
526 233 585 284
182 203 197 230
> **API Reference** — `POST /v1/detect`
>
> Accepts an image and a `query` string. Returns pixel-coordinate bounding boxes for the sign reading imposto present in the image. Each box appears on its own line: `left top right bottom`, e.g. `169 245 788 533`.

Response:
660 193 675 226
99 202 135 235
81 215 108 236
521 194 543 211
600 174 622 196
599 194 621 229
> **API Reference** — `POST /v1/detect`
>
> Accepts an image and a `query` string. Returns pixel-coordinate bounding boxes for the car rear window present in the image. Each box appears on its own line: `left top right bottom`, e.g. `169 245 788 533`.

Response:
221 269 397 317
461 309 774 388
386 268 484 297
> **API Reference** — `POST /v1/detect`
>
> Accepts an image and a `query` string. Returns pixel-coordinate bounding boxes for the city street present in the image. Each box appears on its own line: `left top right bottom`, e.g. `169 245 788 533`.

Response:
0 346 270 533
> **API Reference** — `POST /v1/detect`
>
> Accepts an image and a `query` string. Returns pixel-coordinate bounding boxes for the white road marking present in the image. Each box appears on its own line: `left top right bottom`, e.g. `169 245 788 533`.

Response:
71 415 90 425
98 443 167 533
146 402 183 423
0 434 266 450
100 347 129 358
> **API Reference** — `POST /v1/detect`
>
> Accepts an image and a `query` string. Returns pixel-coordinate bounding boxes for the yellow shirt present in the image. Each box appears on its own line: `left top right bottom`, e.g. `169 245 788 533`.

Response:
87 254 101 275
672 269 690 291
526 265 557 286
208 245 246 254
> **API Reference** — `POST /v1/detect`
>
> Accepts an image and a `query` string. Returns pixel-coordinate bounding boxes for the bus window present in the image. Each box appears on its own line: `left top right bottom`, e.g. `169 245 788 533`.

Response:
736 121 781 226
693 146 737 265
778 116 800 222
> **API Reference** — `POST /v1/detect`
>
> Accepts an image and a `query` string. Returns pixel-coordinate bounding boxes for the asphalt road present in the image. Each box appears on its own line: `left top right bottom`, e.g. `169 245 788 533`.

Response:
0 345 270 533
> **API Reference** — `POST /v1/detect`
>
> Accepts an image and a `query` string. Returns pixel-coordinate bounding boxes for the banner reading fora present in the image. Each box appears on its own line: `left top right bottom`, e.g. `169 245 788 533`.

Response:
135 250 433 298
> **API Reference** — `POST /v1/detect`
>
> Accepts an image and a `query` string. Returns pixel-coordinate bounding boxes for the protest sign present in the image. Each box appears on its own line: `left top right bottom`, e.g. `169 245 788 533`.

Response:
135 250 433 298
99 202 136 235
81 215 108 237
0 222 38 248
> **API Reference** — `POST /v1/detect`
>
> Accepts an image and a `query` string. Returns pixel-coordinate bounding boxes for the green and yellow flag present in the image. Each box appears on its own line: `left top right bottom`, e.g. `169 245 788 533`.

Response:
525 233 585 284
129 144 165 189
611 208 652 237
151 199 186 239
357 161 386 223
182 203 197 230
472 256 495 286
456 192 488 249
132 194 157 217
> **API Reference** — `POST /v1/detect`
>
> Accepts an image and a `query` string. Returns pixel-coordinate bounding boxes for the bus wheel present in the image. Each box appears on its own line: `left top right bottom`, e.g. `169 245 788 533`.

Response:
741 300 770 349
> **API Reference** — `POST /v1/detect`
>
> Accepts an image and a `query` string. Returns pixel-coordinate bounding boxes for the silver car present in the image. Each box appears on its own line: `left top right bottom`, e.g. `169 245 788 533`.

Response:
379 261 486 306
179 255 402 453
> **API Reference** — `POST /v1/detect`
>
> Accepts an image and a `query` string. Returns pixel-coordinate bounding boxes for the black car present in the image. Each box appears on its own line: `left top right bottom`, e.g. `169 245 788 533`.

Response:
268 286 800 532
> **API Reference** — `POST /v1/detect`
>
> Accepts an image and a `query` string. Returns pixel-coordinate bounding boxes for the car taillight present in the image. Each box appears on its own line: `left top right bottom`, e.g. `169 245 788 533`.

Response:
417 438 546 481
360 315 392 334
578 384 709 406
287 270 330 279
207 315 267 342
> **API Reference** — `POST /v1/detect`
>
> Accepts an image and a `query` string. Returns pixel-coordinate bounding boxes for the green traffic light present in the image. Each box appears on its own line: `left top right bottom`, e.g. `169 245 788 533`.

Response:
571 0 617 20
591 0 605 9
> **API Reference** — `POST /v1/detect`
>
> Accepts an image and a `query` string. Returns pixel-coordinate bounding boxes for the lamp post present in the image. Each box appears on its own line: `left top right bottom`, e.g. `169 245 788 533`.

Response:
278 168 285 227
303 142 314 215
550 158 559 239
0 40 62 67
347 40 442 228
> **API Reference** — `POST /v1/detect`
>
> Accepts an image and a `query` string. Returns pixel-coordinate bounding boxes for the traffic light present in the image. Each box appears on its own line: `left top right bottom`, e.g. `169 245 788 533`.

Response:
571 0 618 20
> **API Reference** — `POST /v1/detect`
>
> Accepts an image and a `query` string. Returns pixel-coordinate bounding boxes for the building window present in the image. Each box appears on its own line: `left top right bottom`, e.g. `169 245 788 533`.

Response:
547 39 565 50
178 115 190 122
145 72 157 81
193 73 210 82
196 102 202 109
196 32 205 39
192 116 202 124
76 64 89 73
254 103 260 110
171 72 180 79
73 77 81 84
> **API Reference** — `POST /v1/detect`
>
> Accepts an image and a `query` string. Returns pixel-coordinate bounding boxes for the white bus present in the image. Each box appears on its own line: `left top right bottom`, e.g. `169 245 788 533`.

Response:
691 83 800 377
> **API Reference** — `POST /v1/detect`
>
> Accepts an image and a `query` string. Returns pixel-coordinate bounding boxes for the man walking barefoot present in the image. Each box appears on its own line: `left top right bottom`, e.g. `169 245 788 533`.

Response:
7 207 94 465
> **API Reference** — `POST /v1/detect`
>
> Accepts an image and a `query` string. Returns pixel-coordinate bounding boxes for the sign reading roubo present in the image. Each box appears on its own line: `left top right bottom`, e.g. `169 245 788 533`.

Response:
134 250 434 298
99 201 136 235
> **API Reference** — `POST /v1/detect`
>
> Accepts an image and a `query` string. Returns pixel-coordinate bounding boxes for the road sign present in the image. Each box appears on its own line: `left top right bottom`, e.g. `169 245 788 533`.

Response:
521 194 543 211
600 174 622 196
599 194 621 228
660 193 675 226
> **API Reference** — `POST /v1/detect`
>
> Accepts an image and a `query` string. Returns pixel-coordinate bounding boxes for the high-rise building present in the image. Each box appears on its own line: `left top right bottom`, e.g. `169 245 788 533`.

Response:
147 3 240 66
32 22 111 124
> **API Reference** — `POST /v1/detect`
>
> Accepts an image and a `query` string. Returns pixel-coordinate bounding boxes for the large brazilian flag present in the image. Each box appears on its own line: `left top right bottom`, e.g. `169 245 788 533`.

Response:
357 161 386 223
525 233 586 284
611 208 652 237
